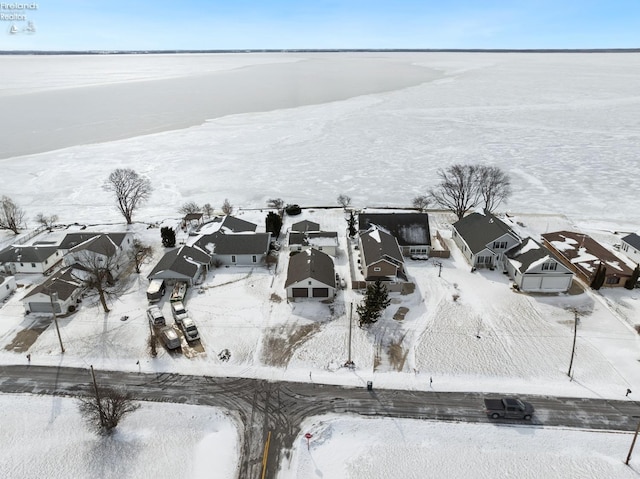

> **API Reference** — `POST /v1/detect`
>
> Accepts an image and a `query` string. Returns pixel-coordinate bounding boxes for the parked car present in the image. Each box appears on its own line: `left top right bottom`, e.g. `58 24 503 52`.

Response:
146 278 166 303
171 301 189 324
146 305 166 327
159 326 181 350
484 397 534 420
180 317 200 341
170 281 188 303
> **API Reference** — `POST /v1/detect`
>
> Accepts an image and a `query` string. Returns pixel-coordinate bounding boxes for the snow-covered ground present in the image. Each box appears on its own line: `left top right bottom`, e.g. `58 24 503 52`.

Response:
1 53 640 478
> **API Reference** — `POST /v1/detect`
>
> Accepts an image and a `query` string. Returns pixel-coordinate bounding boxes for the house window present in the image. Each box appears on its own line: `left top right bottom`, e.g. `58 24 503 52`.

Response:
410 247 428 254
373 267 381 272
20 263 24 267
31 263 36 268
476 256 491 265
252 255 257 263
231 255 236 263
542 262 557 271
606 277 620 284
492 241 508 249
5 284 8 290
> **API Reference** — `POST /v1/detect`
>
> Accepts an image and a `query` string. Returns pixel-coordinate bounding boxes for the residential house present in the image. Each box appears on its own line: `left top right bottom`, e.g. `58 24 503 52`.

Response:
0 245 61 274
291 220 320 232
194 231 271 266
62 233 133 278
288 231 339 256
541 231 634 287
147 245 211 286
22 267 83 314
451 212 520 270
210 215 257 233
358 227 405 281
620 233 640 265
0 274 17 302
359 212 431 257
505 238 574 293
58 232 132 254
285 248 335 299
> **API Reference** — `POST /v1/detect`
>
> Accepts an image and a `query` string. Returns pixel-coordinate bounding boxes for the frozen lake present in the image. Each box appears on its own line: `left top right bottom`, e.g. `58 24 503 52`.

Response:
0 52 639 226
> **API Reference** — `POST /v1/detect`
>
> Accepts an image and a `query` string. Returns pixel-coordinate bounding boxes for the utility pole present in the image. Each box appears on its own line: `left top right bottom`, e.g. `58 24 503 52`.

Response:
626 418 640 465
90 365 106 428
567 309 579 379
345 302 354 368
49 291 65 353
433 260 443 277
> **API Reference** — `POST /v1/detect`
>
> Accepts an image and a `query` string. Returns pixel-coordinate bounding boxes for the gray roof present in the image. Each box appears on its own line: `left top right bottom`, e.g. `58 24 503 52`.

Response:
291 220 320 232
288 231 338 247
59 232 127 251
359 227 403 266
359 213 431 247
0 245 59 263
285 249 335 288
622 233 640 250
210 215 257 232
506 237 566 273
147 245 211 280
195 232 271 255
68 234 121 256
452 212 516 254
23 267 82 301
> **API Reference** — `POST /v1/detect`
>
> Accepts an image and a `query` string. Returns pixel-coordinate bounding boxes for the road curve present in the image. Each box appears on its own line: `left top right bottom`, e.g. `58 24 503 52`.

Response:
1 365 638 478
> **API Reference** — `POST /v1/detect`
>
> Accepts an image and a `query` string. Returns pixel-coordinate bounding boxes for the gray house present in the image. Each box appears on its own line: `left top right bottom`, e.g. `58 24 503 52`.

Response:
452 212 520 270
505 238 574 293
147 245 211 286
358 227 405 281
62 233 133 277
359 212 431 257
58 232 131 254
285 249 335 299
210 215 257 233
194 231 271 266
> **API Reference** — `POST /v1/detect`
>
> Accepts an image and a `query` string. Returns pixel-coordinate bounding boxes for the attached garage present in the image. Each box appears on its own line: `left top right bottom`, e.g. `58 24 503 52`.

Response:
292 288 309 298
28 302 60 314
312 288 329 298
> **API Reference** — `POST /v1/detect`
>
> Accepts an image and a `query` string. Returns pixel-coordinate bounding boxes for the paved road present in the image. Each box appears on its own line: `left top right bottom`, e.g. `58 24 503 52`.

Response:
1 365 639 478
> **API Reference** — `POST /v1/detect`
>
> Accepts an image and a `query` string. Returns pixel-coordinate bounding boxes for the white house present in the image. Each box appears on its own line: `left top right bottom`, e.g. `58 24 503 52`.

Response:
287 231 339 256
194 231 271 266
621 233 640 265
63 233 134 278
0 245 62 274
0 274 17 303
505 238 574 293
22 267 83 314
285 249 336 299
452 212 520 270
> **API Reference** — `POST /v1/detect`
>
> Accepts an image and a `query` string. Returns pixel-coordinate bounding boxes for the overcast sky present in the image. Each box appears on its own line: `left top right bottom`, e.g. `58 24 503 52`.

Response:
1 1 639 50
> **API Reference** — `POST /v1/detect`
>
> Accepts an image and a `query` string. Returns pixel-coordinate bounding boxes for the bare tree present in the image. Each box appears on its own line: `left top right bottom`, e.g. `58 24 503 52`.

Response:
178 201 201 215
428 164 481 220
477 165 512 213
78 387 140 435
72 246 127 313
337 194 352 209
103 169 152 224
202 203 214 218
130 239 153 274
412 195 430 212
267 198 285 211
0 196 25 234
221 198 234 215
35 213 58 232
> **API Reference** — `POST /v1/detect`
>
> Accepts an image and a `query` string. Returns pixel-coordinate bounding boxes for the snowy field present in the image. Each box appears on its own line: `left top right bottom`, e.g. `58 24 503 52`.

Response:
1 52 640 478
0 393 239 479
283 415 640 479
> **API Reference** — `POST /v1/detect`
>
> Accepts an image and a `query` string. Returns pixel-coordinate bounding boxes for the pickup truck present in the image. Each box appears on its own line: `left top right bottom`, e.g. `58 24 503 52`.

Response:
484 397 534 420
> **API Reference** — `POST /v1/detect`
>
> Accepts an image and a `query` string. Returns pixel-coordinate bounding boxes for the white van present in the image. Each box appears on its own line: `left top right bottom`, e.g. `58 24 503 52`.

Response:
159 326 181 350
146 279 166 303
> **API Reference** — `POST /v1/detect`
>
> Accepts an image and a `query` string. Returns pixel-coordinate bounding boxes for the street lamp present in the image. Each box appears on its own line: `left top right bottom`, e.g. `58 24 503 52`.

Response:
49 292 65 353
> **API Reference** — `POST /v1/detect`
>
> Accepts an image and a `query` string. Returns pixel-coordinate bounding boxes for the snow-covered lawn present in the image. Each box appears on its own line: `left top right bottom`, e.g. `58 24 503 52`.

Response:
281 415 640 479
0 393 239 479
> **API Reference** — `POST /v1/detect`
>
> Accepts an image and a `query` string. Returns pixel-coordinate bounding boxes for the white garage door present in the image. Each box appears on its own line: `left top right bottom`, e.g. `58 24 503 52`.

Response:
540 276 571 290
521 276 542 291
